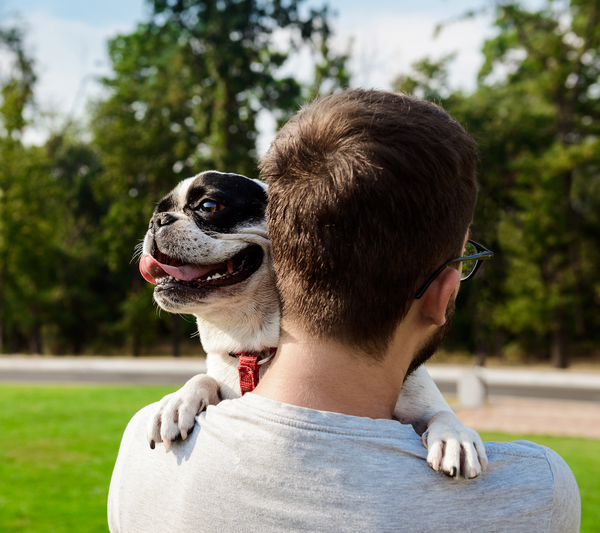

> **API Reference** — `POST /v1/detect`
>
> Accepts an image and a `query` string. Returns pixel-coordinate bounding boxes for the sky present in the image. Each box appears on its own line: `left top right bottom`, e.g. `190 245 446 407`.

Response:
0 0 542 149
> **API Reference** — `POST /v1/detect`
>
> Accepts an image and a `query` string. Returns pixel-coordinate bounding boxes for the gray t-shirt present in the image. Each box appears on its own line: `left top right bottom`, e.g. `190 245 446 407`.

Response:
108 393 580 532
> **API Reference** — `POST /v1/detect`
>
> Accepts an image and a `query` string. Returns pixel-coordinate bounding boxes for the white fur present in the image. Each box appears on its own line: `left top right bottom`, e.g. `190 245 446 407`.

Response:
396 366 488 478
144 174 488 478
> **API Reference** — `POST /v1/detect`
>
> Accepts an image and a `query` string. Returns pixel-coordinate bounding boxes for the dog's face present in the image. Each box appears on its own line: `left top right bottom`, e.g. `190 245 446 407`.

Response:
139 171 270 315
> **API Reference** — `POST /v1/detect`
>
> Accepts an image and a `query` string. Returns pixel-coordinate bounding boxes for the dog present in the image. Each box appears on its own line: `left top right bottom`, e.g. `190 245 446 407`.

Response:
139 171 487 479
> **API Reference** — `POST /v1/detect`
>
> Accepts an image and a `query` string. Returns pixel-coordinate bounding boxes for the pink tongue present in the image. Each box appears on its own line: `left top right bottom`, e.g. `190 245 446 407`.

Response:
140 254 224 284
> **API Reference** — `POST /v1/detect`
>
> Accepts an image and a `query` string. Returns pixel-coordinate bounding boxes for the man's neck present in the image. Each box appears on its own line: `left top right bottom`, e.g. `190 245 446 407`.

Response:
253 327 413 419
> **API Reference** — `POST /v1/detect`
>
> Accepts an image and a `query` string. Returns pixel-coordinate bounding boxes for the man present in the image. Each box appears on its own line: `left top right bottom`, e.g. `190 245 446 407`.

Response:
108 89 580 532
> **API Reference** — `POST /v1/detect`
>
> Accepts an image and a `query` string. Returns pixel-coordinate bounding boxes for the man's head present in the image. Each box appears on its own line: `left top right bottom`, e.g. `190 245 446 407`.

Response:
259 89 478 360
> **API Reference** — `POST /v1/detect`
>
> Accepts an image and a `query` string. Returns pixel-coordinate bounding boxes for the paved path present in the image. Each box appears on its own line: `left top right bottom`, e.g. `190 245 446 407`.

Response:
3 357 600 393
0 356 207 385
427 364 600 402
453 396 600 440
1 357 599 439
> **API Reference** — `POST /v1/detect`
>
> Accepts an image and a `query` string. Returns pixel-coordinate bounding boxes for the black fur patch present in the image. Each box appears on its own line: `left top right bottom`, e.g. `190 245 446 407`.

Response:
156 192 177 215
154 172 267 234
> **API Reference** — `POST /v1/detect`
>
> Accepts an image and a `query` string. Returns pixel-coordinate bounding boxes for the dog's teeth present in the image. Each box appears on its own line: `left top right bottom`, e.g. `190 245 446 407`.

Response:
226 259 235 275
213 273 222 279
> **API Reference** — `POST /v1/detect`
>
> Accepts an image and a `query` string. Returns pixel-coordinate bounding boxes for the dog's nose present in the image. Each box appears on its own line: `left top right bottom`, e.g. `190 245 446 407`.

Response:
155 213 178 227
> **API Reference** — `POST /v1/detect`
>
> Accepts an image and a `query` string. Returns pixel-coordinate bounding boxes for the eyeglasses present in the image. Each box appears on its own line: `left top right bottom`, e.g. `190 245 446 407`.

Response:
415 239 494 299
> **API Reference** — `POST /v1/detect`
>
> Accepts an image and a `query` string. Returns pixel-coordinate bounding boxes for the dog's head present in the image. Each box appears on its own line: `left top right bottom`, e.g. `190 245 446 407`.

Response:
139 171 271 316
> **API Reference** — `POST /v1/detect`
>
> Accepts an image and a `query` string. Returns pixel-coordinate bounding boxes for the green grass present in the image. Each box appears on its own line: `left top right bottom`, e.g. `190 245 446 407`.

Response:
0 385 176 533
0 385 597 532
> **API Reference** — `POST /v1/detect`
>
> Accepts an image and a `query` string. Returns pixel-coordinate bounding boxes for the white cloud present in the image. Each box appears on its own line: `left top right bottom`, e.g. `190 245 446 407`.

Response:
338 13 495 91
14 5 496 153
18 9 131 143
258 12 496 154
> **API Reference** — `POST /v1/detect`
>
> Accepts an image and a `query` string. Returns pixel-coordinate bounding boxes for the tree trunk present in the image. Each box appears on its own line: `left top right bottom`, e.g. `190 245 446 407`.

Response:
474 351 486 367
133 333 141 357
544 253 570 369
28 324 42 355
172 314 180 357
473 314 488 366
494 328 505 359
563 169 585 338
566 214 585 338
550 325 568 368
72 337 83 356
0 262 4 354
10 329 20 354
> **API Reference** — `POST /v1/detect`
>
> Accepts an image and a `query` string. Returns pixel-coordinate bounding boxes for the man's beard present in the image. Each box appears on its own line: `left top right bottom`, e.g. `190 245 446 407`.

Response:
404 296 456 380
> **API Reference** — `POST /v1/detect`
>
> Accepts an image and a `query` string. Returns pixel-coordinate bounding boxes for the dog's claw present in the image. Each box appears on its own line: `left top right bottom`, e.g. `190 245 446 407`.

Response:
423 410 487 480
425 437 442 472
146 374 221 450
150 439 155 450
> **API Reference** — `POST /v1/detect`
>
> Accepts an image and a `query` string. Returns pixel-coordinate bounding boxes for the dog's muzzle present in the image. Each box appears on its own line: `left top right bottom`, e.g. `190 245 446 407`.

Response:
139 244 263 291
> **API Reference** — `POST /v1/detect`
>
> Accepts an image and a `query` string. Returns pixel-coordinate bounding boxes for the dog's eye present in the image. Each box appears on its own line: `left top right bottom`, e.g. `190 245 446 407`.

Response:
198 200 226 213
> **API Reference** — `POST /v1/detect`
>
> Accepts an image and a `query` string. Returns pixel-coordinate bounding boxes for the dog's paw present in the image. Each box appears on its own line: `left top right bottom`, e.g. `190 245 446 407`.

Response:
421 410 488 479
146 374 221 450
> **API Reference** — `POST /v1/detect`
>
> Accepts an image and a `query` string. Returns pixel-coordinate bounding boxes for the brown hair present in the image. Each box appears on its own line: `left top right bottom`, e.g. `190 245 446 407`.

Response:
259 89 478 359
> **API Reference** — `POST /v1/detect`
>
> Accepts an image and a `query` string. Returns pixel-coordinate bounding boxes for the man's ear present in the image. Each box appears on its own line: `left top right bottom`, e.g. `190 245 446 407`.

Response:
419 268 460 326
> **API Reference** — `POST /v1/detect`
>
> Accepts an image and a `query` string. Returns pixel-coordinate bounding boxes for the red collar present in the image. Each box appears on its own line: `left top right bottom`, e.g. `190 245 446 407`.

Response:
230 348 277 395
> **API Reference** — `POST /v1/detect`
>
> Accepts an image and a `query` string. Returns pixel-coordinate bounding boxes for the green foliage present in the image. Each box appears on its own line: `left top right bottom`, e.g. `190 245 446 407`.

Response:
394 53 457 102
303 17 351 106
0 2 348 356
0 24 63 354
0 26 35 135
394 0 600 366
88 0 348 355
476 1 600 367
2 0 600 362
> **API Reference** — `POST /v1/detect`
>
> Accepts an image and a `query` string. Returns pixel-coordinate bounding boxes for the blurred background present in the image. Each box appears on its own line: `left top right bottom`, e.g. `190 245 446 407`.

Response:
1 2 600 532
0 0 598 367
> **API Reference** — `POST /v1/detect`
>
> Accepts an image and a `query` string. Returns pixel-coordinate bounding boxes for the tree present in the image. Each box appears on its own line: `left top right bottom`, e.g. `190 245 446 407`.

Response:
0 23 52 353
394 0 600 367
43 131 126 354
91 0 348 355
477 0 600 367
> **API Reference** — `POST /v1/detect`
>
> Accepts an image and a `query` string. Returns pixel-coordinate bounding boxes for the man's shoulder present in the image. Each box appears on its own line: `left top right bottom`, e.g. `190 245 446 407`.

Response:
109 397 580 533
484 438 576 488
476 439 580 532
128 403 156 425
113 402 165 468
485 438 555 459
122 403 156 442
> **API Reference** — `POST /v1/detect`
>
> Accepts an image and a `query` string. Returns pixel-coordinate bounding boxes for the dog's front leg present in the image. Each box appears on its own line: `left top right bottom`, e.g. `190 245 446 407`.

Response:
147 374 221 449
394 365 487 479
